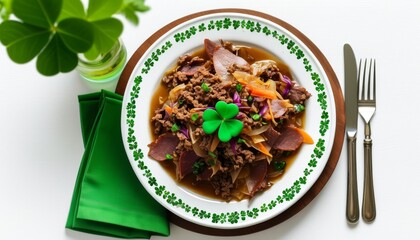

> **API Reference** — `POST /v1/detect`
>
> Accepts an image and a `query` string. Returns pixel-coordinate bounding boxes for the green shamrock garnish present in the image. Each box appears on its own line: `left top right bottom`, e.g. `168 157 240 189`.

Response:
202 101 244 142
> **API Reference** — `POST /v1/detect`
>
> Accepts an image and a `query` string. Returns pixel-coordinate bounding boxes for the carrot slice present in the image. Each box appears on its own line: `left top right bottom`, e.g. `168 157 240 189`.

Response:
294 127 314 144
164 105 173 115
256 142 273 157
263 112 272 121
251 88 277 99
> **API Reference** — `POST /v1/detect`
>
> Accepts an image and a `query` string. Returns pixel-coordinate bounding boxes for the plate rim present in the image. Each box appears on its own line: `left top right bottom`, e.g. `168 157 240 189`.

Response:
118 8 345 235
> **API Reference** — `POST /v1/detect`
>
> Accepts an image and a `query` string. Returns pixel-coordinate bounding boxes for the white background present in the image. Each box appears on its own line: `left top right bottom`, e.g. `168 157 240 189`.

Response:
1 0 419 239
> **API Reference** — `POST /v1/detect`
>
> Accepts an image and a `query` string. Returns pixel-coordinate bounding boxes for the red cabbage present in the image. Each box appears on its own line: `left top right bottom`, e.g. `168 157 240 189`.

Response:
233 91 241 107
180 127 189 139
259 104 269 116
282 75 292 98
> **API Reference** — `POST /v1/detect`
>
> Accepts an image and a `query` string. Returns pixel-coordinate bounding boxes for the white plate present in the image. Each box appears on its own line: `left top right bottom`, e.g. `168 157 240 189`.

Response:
121 11 336 229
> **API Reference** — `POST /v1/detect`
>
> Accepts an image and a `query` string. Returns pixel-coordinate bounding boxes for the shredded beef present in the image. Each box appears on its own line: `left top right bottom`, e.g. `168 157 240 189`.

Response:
198 135 212 152
211 171 234 200
227 63 251 74
259 63 281 81
234 148 256 166
289 84 311 104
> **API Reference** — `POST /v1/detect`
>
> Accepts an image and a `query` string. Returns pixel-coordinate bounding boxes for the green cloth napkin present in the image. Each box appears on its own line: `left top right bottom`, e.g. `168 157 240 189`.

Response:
66 90 169 239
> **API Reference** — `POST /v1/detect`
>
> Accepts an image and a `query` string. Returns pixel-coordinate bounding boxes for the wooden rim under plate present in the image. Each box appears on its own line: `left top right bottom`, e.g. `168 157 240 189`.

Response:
116 8 345 236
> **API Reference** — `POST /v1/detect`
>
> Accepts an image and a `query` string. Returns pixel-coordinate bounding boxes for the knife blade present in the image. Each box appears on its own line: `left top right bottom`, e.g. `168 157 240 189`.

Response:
344 43 359 223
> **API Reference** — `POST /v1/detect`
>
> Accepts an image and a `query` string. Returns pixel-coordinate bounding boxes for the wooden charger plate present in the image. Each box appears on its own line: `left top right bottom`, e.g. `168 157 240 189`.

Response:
116 8 345 236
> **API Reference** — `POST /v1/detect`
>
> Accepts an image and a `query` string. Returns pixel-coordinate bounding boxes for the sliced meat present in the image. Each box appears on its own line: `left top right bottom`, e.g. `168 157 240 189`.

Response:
148 133 180 161
204 39 217 59
270 99 288 118
177 150 200 179
213 47 249 80
246 160 268 196
204 39 249 80
262 125 281 148
272 127 303 151
180 65 202 76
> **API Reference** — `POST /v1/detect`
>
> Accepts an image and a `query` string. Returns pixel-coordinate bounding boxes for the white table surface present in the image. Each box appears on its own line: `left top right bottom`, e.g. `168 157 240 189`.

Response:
1 0 420 239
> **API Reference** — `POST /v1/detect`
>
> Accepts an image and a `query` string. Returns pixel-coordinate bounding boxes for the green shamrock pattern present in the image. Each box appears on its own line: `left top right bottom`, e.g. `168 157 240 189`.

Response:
124 16 331 225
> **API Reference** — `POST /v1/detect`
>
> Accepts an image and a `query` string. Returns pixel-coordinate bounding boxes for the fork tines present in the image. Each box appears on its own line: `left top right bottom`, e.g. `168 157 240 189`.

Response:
358 59 376 101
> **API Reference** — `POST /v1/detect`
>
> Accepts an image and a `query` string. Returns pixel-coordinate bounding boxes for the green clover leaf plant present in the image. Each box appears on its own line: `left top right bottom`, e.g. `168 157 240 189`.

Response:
202 101 244 142
0 0 12 20
0 0 149 76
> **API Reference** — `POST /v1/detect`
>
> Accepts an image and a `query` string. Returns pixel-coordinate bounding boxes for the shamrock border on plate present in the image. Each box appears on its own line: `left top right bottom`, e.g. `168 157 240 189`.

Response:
124 17 330 225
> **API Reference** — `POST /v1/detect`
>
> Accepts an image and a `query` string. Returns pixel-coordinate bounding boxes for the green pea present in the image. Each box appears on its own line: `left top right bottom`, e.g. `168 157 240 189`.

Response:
171 123 180 132
201 82 210 93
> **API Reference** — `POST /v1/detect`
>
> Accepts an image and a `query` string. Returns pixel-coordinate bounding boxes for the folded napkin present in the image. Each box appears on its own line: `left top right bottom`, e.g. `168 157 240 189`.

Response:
66 90 170 238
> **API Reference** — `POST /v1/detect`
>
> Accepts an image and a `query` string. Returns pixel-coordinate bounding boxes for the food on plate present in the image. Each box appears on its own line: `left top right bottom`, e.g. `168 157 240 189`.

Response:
148 39 312 201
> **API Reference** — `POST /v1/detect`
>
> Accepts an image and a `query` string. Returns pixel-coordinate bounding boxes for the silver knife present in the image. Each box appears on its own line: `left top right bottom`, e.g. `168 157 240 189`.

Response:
344 44 359 223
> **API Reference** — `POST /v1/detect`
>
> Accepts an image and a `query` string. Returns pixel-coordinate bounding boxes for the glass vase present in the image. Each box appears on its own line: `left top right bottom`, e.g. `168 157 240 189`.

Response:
77 38 127 90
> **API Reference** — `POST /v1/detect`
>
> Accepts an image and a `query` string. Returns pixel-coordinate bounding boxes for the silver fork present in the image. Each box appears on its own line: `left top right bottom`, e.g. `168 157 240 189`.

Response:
358 59 376 222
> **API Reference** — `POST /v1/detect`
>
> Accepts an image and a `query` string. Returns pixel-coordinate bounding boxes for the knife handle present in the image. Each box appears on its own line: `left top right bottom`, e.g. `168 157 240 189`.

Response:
362 138 376 222
346 136 359 223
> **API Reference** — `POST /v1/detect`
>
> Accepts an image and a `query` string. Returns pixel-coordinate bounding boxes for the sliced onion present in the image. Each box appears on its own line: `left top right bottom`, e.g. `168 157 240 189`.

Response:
231 191 246 201
230 166 242 183
232 71 251 84
268 169 284 178
267 80 277 92
251 134 266 143
210 161 222 177
230 44 251 52
188 125 198 144
238 164 251 179
231 184 251 200
192 139 207 157
243 124 270 136
280 99 294 108
168 83 186 102
251 60 277 76
159 96 166 105
209 135 220 152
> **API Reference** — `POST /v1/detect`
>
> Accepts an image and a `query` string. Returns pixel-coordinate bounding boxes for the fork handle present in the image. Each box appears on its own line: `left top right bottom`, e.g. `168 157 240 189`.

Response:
362 138 376 222
346 136 359 223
